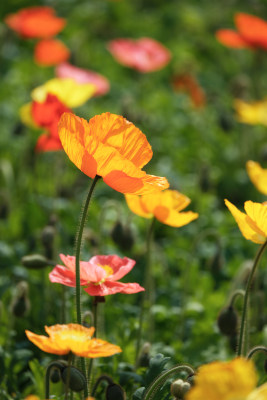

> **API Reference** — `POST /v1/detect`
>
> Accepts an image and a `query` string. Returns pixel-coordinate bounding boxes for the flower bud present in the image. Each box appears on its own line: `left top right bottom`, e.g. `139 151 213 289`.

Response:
171 379 191 399
61 366 87 392
106 383 126 400
137 342 151 368
111 221 134 251
41 225 56 259
21 254 52 269
10 281 30 317
50 367 61 383
217 306 238 336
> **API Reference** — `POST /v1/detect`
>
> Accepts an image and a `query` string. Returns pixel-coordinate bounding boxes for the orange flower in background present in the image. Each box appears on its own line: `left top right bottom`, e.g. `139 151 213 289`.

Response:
5 6 66 39
246 161 267 195
172 73 206 108
107 37 171 72
234 99 267 126
34 39 70 66
58 112 169 194
26 324 122 358
125 190 198 227
225 199 267 244
216 13 267 50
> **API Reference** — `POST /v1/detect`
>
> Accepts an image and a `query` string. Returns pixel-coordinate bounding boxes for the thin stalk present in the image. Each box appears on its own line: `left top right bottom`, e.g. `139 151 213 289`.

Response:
45 361 63 399
228 289 245 308
247 345 267 359
237 240 267 356
135 217 156 363
64 353 73 400
88 297 101 395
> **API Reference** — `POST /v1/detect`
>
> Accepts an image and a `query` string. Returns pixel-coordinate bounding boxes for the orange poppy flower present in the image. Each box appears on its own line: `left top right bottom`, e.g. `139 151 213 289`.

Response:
5 6 66 39
225 199 267 244
216 13 267 50
172 73 206 108
246 161 267 196
34 39 70 66
26 324 122 358
58 112 169 194
125 190 198 227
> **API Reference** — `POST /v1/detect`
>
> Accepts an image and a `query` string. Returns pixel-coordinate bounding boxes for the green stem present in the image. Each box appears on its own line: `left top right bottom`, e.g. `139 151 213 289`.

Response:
74 175 100 397
88 296 101 395
237 240 267 357
64 353 73 400
247 345 267 359
135 217 156 364
228 289 245 308
45 361 63 399
143 365 195 400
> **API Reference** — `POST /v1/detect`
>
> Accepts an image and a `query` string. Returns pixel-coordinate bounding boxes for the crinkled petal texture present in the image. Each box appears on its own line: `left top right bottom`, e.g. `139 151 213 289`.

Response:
26 324 121 358
108 37 171 72
84 280 144 296
126 190 199 227
5 6 66 39
215 29 250 48
186 358 257 400
235 13 267 50
246 160 267 195
58 112 169 194
55 62 110 96
234 99 267 126
32 78 95 108
225 199 267 244
34 39 70 67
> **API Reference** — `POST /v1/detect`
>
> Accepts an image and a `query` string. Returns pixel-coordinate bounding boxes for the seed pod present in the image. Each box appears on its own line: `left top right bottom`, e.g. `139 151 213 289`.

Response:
106 383 126 400
50 367 61 383
61 366 87 392
10 281 30 317
41 225 56 259
111 221 134 251
21 254 52 269
217 306 238 336
171 379 191 399
137 342 151 368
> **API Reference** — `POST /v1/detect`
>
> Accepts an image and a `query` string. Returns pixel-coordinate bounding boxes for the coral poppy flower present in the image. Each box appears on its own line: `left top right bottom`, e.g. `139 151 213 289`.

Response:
49 254 144 296
34 39 70 66
5 6 66 39
186 357 267 400
234 99 267 126
55 62 110 96
58 112 169 194
26 323 121 357
216 13 267 50
246 161 267 196
225 199 267 244
125 190 198 227
172 73 206 108
107 38 171 72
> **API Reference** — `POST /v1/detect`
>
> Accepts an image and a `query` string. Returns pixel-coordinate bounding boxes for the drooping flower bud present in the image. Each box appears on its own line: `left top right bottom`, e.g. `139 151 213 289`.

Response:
10 281 30 317
217 306 238 336
61 366 87 392
136 342 151 368
111 221 134 251
41 225 56 259
21 254 52 269
106 383 126 400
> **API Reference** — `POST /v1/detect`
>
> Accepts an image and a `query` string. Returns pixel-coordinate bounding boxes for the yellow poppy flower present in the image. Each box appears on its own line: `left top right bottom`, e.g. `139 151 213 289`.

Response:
185 358 267 400
234 99 267 126
31 78 96 108
125 190 198 227
246 160 267 195
26 323 121 358
225 199 267 243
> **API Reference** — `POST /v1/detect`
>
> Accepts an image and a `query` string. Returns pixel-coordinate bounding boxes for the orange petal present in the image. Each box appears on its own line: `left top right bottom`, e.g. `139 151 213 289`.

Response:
83 338 122 358
248 383 267 400
244 201 267 239
25 330 68 355
216 29 249 48
246 160 267 195
155 208 199 227
125 194 153 218
225 199 265 243
235 13 267 49
34 39 70 66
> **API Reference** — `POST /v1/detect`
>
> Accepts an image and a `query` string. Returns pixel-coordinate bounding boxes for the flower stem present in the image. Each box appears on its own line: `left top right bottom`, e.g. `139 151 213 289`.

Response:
228 289 245 308
247 345 267 359
45 361 63 399
237 240 267 356
135 217 156 364
64 353 73 400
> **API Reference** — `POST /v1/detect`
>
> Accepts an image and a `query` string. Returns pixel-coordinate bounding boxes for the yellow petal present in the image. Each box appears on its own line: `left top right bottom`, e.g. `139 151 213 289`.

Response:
246 160 267 195
25 330 68 355
225 199 265 243
244 200 267 239
156 209 199 227
125 194 153 218
248 383 267 400
234 98 267 126
19 102 38 129
31 78 95 108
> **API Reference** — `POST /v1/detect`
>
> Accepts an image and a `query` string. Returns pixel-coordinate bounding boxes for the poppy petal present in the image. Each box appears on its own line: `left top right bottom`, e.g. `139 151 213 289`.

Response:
84 280 144 296
25 330 68 355
246 160 267 195
125 194 153 218
90 255 136 280
216 29 249 48
244 201 267 239
235 13 267 49
35 133 62 153
34 39 70 67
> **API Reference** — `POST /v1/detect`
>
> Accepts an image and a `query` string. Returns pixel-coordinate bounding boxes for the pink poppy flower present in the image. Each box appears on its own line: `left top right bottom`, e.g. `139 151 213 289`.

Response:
107 37 171 73
49 254 145 296
55 62 110 96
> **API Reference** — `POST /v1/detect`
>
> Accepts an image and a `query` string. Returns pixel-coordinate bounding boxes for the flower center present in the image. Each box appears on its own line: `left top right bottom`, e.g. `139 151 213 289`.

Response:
99 264 114 277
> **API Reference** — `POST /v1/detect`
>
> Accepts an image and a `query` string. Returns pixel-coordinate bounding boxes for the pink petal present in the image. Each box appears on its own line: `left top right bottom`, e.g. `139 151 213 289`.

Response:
59 254 76 273
49 265 77 287
79 261 107 283
89 255 136 281
83 280 144 296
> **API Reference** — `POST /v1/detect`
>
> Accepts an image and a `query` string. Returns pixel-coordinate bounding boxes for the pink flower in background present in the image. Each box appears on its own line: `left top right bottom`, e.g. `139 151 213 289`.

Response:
55 63 110 96
49 254 144 296
107 37 171 72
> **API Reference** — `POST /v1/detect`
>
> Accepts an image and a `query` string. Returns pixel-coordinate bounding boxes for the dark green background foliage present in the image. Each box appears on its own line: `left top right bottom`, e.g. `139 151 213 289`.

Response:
1 0 267 397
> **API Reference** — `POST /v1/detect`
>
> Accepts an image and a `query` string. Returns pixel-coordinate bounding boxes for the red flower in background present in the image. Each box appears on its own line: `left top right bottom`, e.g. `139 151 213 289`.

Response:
216 13 267 50
172 73 206 108
34 39 70 66
5 6 66 39
107 37 171 72
55 62 110 96
49 254 145 296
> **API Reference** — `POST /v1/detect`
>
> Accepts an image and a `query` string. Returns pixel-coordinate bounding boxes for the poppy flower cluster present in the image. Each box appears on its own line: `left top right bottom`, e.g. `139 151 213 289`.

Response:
246 161 267 196
49 254 144 296
216 13 267 50
107 37 171 72
5 6 70 66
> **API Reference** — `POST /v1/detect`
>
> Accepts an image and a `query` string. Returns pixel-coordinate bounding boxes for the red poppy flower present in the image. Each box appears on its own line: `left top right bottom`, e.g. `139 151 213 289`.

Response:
172 73 206 108
55 63 110 96
216 13 267 50
107 37 171 72
49 254 145 296
5 6 66 39
34 39 70 66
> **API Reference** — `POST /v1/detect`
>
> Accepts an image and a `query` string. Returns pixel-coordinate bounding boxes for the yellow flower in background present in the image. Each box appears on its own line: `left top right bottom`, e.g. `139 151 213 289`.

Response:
185 357 267 400
246 160 267 195
24 396 40 400
31 78 96 108
225 199 267 243
234 99 267 125
19 102 38 129
125 190 198 227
